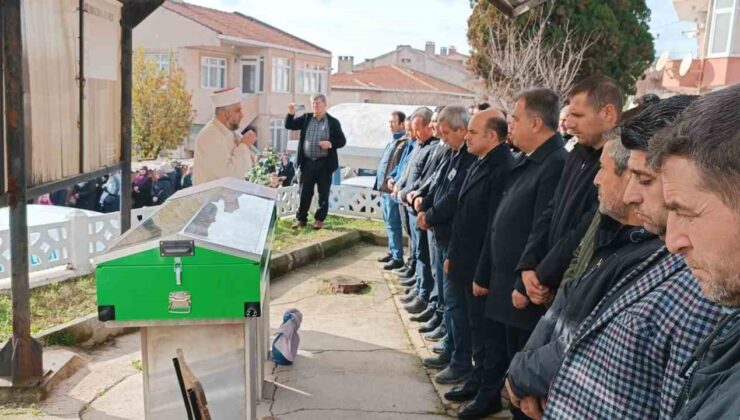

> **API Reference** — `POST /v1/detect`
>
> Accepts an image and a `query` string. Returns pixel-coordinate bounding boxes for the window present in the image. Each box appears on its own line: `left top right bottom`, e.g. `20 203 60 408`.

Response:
146 53 171 72
271 119 290 151
272 57 292 93
201 57 227 89
401 58 411 64
241 57 264 94
709 0 737 56
296 63 328 94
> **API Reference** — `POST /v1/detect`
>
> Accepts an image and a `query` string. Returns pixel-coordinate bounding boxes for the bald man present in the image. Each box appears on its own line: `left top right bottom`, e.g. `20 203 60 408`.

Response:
441 109 516 416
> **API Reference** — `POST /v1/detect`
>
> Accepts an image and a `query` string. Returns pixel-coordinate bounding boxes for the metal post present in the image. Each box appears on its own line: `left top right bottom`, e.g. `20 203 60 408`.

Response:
120 17 132 233
78 0 85 174
0 0 44 386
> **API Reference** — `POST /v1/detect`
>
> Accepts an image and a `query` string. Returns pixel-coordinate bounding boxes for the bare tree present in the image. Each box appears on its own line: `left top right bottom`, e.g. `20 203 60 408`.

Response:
482 5 597 110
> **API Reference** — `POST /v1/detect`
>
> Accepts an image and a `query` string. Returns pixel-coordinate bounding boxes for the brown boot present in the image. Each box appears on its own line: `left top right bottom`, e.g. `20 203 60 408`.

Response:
291 220 307 229
313 220 324 230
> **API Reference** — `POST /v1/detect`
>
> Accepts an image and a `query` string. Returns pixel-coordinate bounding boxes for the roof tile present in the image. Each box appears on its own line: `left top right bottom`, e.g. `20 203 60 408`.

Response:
163 1 330 54
331 66 473 95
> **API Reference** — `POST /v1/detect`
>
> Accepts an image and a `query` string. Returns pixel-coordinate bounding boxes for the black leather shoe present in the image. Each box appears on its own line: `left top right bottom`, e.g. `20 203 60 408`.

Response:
399 277 417 287
409 305 435 322
377 253 392 263
393 264 410 275
457 394 502 419
383 260 403 270
444 380 479 402
384 259 404 270
399 288 418 305
431 340 445 354
435 364 472 385
422 353 450 369
404 298 428 314
424 322 446 341
418 312 442 333
397 270 416 280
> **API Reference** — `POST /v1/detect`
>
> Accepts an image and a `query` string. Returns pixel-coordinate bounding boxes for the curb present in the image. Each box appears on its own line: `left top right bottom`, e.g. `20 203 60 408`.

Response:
25 229 387 350
382 271 513 420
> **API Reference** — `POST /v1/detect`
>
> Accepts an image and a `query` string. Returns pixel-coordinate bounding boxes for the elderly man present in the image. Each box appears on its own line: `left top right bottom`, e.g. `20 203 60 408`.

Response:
516 76 622 309
412 106 476 375
285 94 347 230
505 121 662 418
542 95 722 420
394 108 439 314
375 111 407 270
647 85 740 419
193 87 257 185
440 109 514 411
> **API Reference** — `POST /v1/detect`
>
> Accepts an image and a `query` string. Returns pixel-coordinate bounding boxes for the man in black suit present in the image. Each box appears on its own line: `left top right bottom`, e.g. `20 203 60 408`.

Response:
516 76 622 307
469 88 567 420
440 109 515 408
285 94 346 230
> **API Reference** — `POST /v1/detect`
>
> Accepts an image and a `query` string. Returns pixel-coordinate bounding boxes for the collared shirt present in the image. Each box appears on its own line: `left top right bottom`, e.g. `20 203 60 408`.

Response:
303 114 330 159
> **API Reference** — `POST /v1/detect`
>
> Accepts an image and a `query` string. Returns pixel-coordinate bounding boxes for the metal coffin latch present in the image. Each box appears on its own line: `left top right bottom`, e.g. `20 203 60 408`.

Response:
174 257 183 286
169 291 191 314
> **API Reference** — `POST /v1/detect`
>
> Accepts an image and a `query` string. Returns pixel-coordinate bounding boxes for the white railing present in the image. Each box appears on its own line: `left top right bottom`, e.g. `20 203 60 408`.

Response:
0 185 382 282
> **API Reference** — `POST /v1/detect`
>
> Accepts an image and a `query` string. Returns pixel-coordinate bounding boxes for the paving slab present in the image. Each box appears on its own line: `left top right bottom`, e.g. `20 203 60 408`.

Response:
4 244 451 419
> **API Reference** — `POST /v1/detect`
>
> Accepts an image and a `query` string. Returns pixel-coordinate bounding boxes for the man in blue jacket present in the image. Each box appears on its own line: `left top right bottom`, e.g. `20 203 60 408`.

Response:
375 111 407 270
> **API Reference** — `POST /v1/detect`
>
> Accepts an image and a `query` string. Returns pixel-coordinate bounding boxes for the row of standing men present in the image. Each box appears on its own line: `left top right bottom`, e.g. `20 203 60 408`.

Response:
374 76 740 419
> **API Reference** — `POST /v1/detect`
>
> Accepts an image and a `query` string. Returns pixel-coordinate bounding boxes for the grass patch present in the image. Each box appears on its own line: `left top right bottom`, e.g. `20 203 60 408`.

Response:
0 216 382 344
0 276 97 344
273 215 383 252
131 359 143 371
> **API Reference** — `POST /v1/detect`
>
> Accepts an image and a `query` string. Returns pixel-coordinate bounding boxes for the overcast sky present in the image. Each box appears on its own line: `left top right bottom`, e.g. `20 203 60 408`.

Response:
184 0 698 70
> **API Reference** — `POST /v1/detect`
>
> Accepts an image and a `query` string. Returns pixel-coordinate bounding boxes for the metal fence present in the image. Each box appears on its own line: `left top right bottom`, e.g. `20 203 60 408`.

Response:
0 185 383 281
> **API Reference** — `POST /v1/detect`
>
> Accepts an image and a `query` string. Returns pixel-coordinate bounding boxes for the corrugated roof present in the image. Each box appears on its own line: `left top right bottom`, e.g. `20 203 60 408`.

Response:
162 1 330 55
331 66 474 95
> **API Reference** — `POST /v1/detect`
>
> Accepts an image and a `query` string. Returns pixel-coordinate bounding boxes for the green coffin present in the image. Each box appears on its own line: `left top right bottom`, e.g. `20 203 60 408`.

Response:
95 178 276 323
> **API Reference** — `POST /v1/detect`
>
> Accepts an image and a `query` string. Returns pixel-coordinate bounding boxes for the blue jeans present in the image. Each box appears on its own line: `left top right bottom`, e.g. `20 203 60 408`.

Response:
408 210 433 301
428 233 445 310
382 193 404 261
445 278 473 370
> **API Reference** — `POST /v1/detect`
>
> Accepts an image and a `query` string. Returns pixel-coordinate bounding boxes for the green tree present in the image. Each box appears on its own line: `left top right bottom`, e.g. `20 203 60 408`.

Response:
468 0 654 98
132 49 195 159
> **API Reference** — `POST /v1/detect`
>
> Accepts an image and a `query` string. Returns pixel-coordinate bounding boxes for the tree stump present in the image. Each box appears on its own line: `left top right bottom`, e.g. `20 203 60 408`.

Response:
328 276 367 294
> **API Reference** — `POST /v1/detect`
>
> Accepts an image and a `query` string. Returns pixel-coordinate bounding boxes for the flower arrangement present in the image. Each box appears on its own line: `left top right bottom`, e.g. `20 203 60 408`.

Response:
247 148 282 187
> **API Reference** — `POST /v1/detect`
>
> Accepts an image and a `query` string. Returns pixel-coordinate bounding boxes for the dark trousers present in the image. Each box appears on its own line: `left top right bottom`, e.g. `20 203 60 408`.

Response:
409 210 433 300
466 290 508 399
445 279 472 369
505 326 533 420
399 203 416 268
297 158 331 222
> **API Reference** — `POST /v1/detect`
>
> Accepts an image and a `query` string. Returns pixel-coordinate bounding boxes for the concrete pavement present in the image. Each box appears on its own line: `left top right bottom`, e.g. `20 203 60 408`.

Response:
0 244 450 419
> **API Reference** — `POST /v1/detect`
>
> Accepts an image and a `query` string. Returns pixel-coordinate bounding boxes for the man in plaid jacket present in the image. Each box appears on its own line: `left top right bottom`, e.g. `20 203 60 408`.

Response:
542 96 722 420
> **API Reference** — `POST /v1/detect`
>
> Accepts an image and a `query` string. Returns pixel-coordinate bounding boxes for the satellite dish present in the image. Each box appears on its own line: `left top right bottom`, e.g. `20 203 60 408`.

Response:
655 51 670 71
679 53 693 77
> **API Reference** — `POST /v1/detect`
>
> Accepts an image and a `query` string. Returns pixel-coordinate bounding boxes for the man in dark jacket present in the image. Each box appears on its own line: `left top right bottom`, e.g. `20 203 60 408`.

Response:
394 108 440 314
72 179 98 211
152 168 175 206
438 109 513 411
542 95 722 420
465 88 566 420
285 94 347 230
413 106 476 375
375 111 407 270
505 132 662 417
516 76 622 308
647 85 740 420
